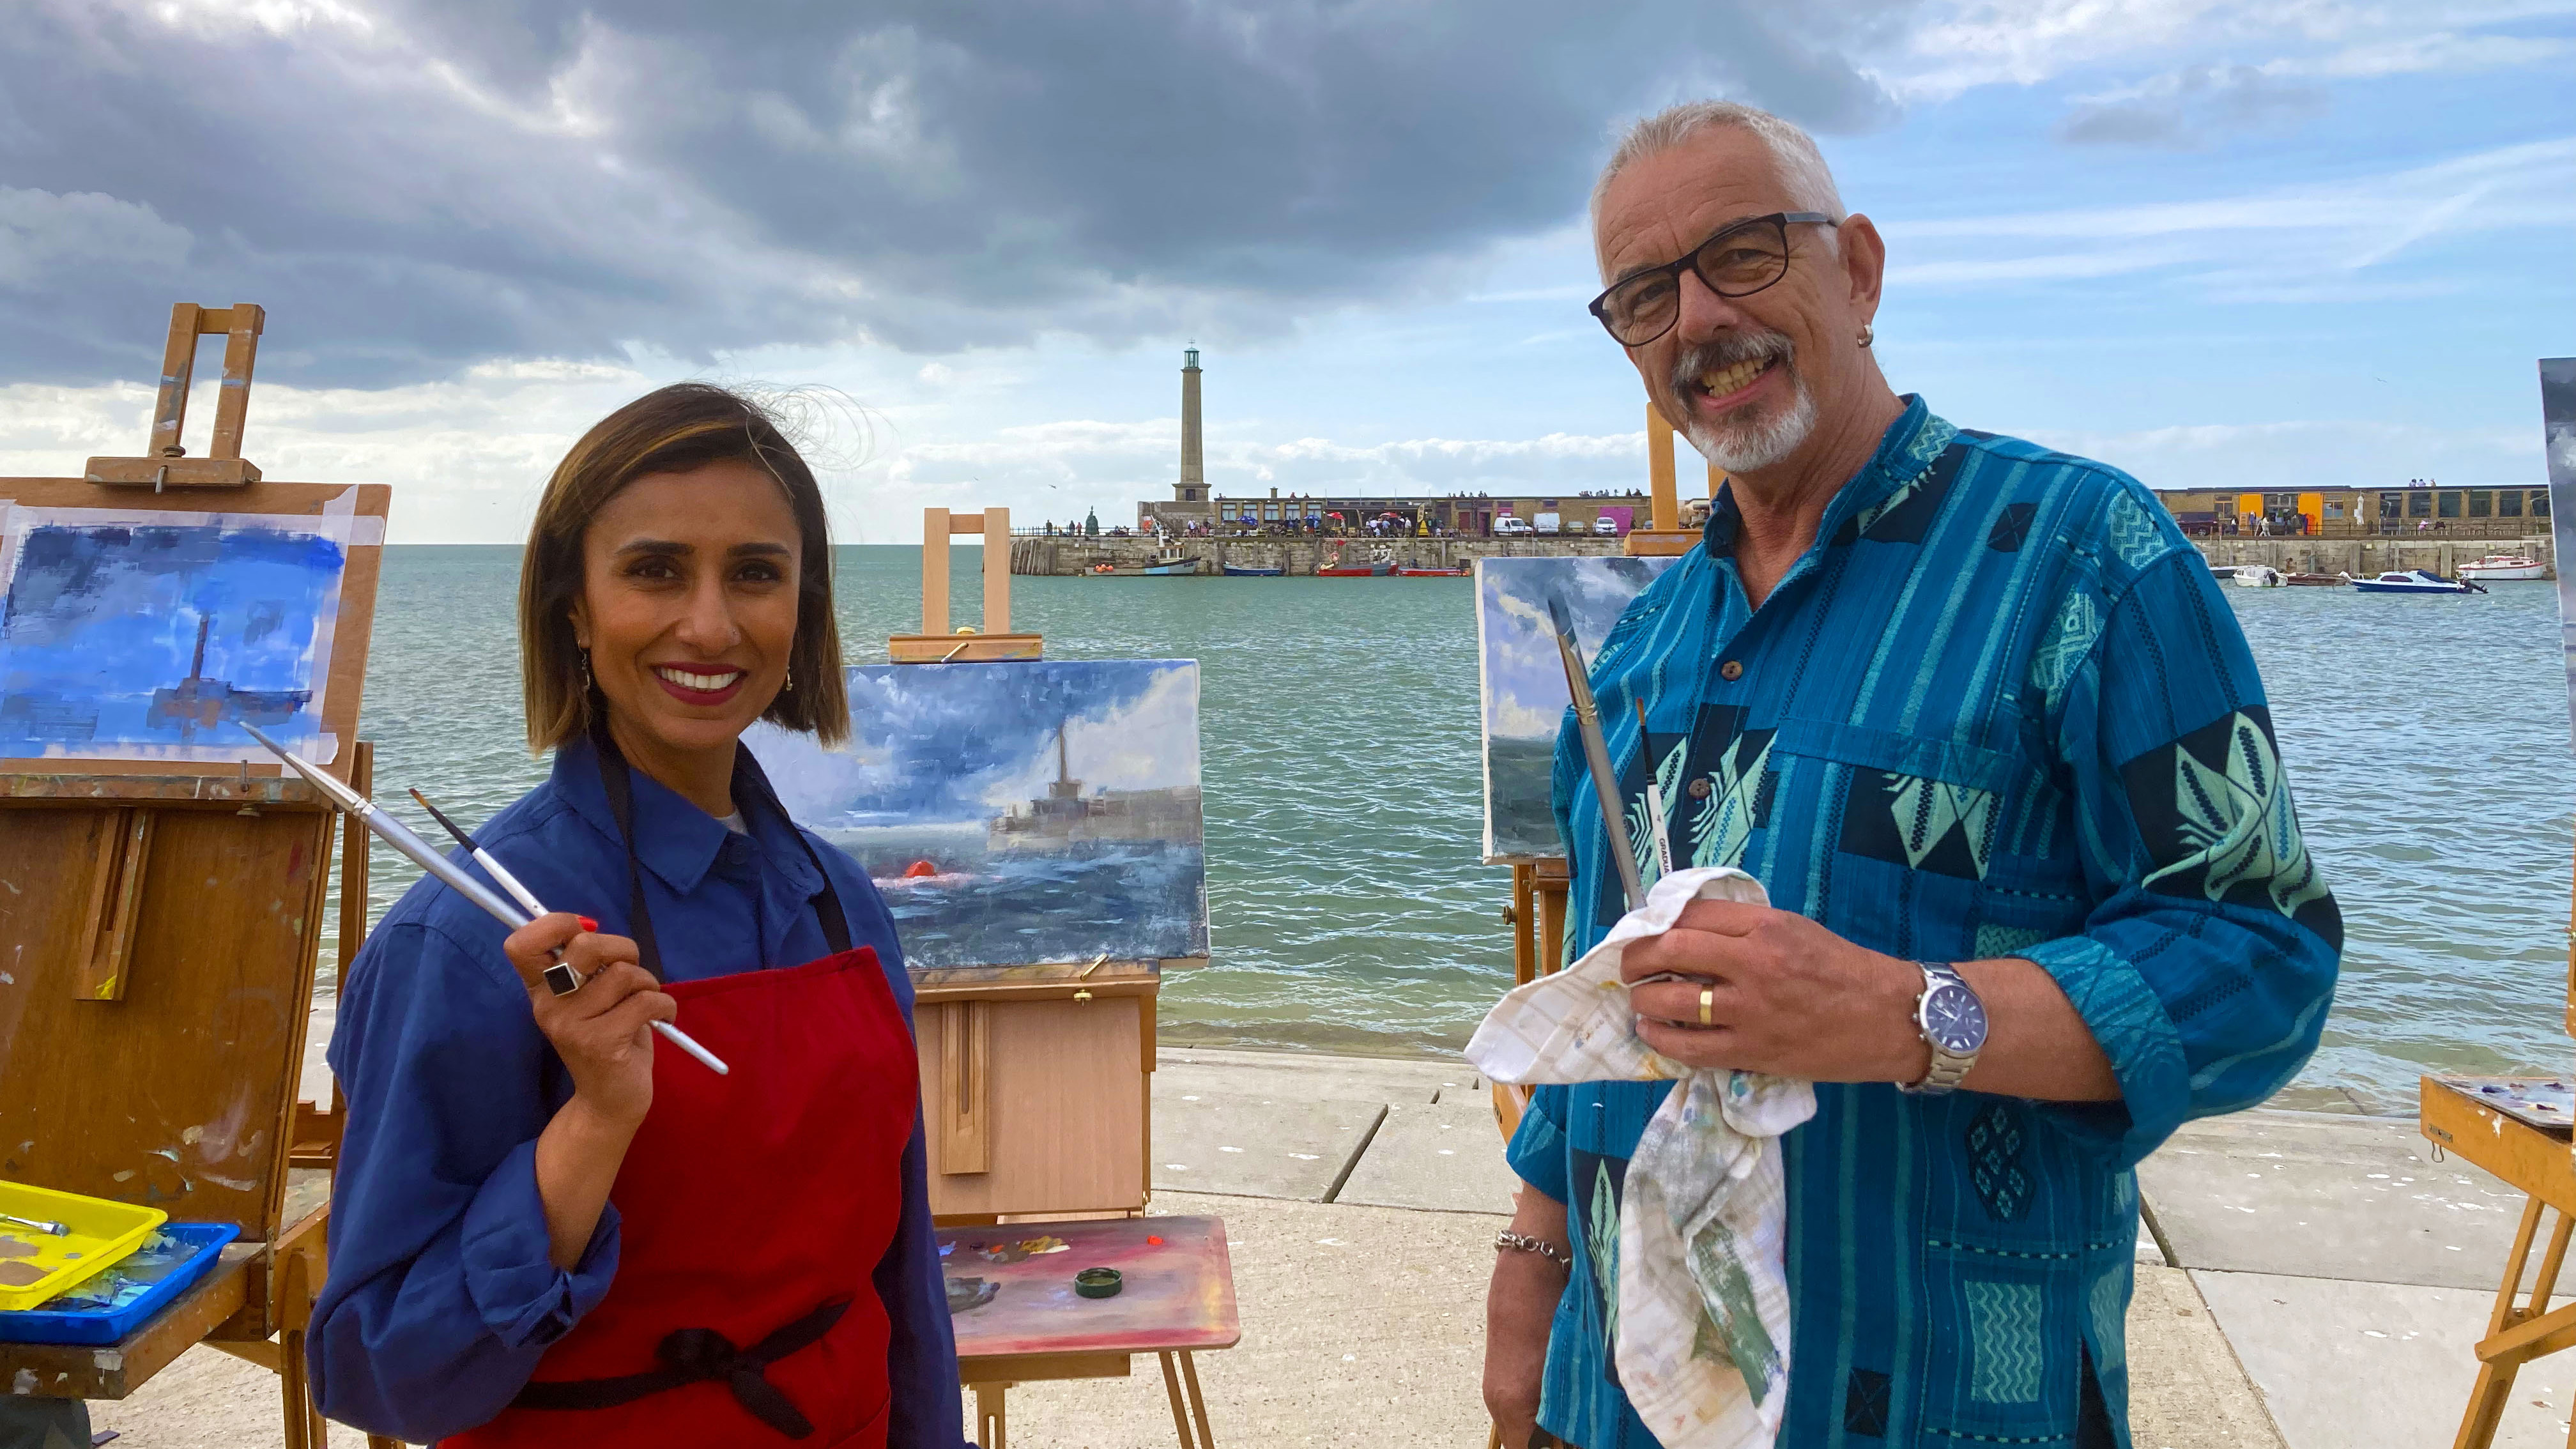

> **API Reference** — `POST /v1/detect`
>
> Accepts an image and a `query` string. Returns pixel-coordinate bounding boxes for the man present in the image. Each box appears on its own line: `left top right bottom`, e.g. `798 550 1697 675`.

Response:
1482 101 2340 1449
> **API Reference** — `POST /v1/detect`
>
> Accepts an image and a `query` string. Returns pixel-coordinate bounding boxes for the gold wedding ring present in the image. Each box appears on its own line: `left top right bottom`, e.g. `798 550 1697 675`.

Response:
1698 985 1714 1027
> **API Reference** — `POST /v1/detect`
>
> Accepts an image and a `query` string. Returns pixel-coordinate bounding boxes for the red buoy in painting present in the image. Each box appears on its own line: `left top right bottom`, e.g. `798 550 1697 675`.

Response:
903 860 938 879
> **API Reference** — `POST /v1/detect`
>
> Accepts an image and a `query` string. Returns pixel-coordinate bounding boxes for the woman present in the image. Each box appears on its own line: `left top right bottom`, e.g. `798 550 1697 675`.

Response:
309 385 964 1447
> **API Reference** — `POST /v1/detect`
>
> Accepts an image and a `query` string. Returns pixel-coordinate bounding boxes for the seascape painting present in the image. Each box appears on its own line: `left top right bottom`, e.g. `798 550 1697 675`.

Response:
0 509 348 762
1476 555 1677 861
2545 357 2576 753
749 659 1208 968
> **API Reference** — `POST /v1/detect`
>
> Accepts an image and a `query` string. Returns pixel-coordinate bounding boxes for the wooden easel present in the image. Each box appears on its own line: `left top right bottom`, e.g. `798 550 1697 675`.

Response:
1490 859 1568 1138
2421 857 2576 1448
0 303 392 1449
1621 404 1721 558
883 506 1228 1446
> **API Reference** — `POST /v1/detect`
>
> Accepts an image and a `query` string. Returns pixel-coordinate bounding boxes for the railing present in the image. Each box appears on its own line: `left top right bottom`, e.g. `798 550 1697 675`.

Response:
2186 519 2552 542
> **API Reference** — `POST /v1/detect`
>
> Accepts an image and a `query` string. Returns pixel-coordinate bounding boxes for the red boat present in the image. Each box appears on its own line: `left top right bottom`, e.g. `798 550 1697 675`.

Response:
1318 547 1396 577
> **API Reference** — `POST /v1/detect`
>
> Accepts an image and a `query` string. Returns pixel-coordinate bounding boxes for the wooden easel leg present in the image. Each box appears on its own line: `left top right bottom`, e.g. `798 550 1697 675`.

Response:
1179 1349 1215 1446
279 1330 323 1449
2457 1196 2549 1449
974 1381 1009 1449
1160 1350 1200 1448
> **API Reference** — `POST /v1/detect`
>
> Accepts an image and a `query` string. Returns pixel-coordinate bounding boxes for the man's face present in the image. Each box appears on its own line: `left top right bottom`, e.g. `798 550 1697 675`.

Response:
1593 128 1877 475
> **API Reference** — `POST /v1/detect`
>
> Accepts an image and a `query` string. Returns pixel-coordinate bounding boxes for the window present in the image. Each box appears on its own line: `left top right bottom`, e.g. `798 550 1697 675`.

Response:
2262 492 2296 514
2409 492 2432 518
1220 502 1238 519
2438 492 2462 519
2536 492 2552 519
2499 491 2524 518
2469 491 2492 518
1262 503 1280 520
1184 487 1200 501
2324 498 2345 520
2378 493 2402 521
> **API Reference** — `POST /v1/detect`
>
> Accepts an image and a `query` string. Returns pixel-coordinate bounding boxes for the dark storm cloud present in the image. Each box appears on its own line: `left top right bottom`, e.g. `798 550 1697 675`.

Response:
0 1 1906 387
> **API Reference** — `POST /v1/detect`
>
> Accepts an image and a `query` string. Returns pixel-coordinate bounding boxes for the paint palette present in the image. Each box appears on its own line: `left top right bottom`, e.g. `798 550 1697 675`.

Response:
0 1181 166 1312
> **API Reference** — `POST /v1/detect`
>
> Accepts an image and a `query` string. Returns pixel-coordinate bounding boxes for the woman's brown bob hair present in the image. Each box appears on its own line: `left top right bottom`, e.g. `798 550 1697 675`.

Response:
519 383 849 752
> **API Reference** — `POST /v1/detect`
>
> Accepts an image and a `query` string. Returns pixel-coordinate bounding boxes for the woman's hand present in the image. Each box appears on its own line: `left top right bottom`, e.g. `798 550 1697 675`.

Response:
502 912 676 1129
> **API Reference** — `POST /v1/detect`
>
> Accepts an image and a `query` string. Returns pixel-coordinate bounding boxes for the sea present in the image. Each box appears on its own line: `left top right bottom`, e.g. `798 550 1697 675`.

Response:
351 544 2573 1112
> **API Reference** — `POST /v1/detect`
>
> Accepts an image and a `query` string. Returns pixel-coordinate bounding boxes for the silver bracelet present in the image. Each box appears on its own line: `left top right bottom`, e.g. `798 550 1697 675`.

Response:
1496 1230 1572 1269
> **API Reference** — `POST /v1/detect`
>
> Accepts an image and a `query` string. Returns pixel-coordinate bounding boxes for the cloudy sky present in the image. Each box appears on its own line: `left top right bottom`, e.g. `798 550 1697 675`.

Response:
3 1 2567 542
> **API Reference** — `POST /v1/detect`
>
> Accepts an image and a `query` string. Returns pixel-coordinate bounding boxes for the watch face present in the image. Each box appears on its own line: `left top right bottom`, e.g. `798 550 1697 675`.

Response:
1922 981 1988 1055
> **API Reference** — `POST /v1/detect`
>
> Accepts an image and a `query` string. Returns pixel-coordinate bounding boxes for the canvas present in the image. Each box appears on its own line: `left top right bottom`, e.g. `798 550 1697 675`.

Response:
2545 358 2576 753
749 659 1208 968
0 506 352 763
1477 555 1678 861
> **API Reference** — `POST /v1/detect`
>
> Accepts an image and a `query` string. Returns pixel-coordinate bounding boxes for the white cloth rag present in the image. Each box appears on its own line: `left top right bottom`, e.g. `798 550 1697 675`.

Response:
1466 866 1817 1449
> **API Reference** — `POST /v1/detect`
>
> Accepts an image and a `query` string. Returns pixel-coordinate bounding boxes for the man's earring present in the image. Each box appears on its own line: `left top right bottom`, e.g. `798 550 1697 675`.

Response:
1858 323 1875 349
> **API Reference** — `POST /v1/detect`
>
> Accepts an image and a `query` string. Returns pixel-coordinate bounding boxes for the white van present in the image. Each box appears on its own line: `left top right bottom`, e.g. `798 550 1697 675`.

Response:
1493 515 1534 536
1533 512 1563 535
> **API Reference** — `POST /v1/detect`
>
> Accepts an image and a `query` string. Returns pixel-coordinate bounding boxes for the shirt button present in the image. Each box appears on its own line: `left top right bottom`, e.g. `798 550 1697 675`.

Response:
1688 778 1713 799
1719 659 1745 682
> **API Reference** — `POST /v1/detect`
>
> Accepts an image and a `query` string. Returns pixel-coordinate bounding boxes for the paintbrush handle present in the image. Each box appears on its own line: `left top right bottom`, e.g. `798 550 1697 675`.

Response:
495 873 732 1078
471 847 549 922
1555 634 1646 912
0 1212 67 1236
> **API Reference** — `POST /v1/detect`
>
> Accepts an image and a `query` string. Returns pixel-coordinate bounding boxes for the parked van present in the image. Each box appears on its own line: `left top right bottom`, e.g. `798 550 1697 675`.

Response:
1533 512 1563 535
1493 515 1534 536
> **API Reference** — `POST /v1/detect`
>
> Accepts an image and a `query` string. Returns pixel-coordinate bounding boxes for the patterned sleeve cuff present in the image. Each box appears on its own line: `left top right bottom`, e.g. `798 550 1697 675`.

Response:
1505 1087 1572 1202
459 1137 622 1349
2016 935 2192 1165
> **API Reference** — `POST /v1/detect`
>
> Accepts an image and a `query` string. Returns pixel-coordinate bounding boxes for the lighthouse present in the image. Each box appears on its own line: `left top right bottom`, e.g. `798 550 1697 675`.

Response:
1176 347 1205 506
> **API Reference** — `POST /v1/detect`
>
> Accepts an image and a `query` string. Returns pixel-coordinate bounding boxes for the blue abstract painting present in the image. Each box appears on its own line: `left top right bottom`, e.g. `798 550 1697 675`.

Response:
747 659 1208 968
0 512 348 762
1476 555 1677 861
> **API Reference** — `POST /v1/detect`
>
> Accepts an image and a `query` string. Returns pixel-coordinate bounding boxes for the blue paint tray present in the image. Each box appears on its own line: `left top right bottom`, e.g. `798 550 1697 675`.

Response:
0 1222 241 1344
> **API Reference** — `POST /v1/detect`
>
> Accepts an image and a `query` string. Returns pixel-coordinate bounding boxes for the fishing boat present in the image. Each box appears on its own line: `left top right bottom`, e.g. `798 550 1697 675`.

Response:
2459 553 2549 582
2349 569 2485 595
2230 565 2285 588
1220 562 1284 577
1089 549 1200 578
1396 564 1469 577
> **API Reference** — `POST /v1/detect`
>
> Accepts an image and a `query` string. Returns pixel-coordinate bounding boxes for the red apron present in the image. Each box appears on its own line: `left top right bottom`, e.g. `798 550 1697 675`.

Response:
451 730 920 1447
450 947 917 1448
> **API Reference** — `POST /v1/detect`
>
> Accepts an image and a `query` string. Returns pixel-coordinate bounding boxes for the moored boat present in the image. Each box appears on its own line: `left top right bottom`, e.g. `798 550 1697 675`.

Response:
2349 569 2485 595
1317 547 1396 577
1220 562 1284 576
2459 553 2549 582
1396 565 1469 577
2284 572 2343 586
2230 565 2284 588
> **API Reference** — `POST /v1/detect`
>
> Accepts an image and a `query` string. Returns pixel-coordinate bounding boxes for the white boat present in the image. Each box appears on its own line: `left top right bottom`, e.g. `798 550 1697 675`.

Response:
2207 565 2241 580
2230 565 2284 588
2349 570 2485 595
2458 554 2549 582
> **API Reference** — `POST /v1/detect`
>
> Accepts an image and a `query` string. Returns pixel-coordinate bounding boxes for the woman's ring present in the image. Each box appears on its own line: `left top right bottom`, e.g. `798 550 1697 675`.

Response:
1698 986 1714 1027
542 956 585 997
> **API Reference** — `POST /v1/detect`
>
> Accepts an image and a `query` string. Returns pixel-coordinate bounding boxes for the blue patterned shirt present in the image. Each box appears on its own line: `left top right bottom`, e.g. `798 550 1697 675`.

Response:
1504 397 2341 1449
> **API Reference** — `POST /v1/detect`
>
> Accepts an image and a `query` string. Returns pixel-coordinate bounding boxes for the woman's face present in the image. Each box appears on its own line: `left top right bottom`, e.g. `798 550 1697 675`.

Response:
568 459 802 767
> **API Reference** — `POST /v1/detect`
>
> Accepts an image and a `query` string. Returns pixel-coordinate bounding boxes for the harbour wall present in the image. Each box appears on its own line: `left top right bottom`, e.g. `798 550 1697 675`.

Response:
1008 535 1623 576
1009 533 2556 578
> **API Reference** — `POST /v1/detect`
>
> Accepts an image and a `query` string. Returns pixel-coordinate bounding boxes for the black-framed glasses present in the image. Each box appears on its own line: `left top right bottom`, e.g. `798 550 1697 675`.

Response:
1588 211 1837 347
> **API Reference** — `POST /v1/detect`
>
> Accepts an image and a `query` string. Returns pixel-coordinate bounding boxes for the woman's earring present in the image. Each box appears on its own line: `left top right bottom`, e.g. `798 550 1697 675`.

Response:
1858 323 1875 349
785 664 795 694
579 648 593 693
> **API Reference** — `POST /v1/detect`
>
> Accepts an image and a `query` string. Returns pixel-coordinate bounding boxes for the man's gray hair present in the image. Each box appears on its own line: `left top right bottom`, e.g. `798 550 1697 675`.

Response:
1591 101 1846 278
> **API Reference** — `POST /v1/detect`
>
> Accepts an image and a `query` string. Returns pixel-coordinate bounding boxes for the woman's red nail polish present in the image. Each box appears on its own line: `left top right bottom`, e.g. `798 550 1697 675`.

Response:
578 916 599 932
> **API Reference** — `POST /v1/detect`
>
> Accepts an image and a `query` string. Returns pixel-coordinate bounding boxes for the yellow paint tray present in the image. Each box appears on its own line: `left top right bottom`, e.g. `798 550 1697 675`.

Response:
0 1182 167 1312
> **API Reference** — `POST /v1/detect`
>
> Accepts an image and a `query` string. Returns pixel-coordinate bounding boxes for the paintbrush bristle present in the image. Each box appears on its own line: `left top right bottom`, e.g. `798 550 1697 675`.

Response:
408 787 478 851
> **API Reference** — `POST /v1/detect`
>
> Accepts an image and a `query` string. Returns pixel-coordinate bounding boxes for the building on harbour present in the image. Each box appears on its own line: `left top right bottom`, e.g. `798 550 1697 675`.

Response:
2152 485 2550 536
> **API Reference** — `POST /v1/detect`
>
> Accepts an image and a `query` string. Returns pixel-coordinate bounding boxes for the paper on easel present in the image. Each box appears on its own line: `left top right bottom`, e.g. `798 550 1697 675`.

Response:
1466 866 1816 1449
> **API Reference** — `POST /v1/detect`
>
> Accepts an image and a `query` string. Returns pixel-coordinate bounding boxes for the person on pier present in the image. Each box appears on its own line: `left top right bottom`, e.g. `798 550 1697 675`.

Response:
1482 100 2342 1449
309 385 965 1447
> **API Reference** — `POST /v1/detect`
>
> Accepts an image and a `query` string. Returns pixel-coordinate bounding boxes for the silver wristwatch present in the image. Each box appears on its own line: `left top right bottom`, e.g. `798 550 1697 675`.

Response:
1901 961 1988 1095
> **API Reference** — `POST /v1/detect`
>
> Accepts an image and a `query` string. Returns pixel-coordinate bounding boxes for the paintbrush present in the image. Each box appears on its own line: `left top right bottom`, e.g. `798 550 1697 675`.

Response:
1633 698 1673 879
1544 594 1644 912
0 1212 67 1236
238 724 729 1077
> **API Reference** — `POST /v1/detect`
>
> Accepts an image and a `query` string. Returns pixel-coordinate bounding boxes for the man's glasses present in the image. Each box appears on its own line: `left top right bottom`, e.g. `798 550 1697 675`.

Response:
1588 211 1837 348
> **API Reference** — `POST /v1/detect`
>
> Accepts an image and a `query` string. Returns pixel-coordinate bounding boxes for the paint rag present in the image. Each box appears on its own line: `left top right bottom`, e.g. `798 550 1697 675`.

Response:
1466 866 1815 1449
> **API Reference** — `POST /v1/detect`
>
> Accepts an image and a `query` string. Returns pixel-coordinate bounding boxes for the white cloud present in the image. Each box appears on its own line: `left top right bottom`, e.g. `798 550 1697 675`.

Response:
976 663 1200 806
2020 417 2543 490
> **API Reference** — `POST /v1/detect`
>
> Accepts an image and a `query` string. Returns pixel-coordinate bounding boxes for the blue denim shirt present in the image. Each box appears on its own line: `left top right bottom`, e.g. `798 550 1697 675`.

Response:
308 735 964 1446
1506 398 2342 1448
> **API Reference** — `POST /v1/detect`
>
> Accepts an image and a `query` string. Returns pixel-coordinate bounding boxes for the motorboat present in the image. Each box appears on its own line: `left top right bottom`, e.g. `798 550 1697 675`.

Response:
1088 549 1199 577
1396 565 1470 577
2349 570 2485 595
1220 562 1284 577
2207 565 2241 580
1318 547 1397 577
2459 553 2549 582
2230 565 2284 588
2285 573 2344 586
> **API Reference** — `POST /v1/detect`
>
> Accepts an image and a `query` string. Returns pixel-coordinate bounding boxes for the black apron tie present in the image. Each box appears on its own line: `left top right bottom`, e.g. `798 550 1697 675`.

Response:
510 1298 852 1437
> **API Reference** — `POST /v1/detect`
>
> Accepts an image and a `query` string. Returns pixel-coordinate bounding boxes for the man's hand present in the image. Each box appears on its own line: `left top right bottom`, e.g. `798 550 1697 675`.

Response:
1619 899 1930 1084
1483 1187 1569 1448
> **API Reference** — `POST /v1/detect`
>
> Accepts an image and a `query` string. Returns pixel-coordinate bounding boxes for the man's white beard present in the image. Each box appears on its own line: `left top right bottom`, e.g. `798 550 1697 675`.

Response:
1684 378 1818 474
